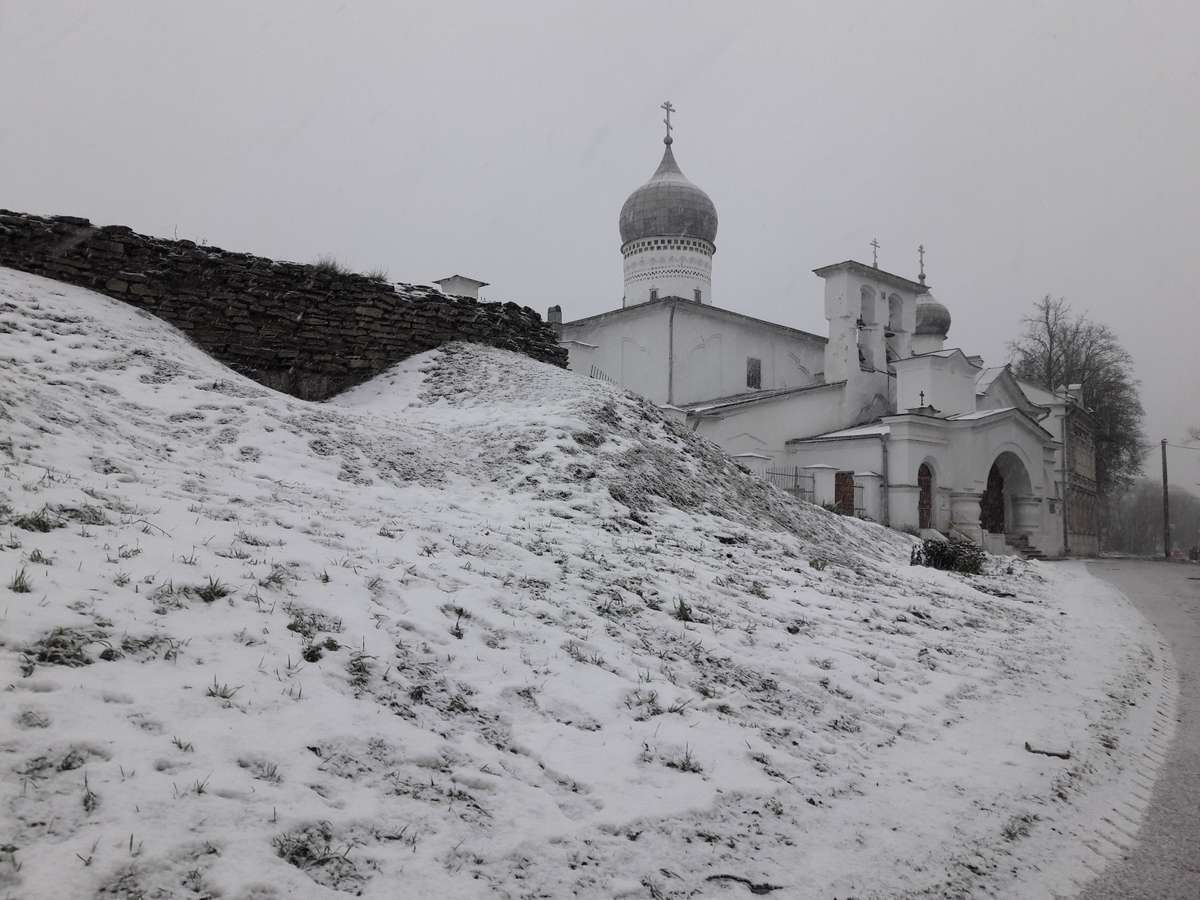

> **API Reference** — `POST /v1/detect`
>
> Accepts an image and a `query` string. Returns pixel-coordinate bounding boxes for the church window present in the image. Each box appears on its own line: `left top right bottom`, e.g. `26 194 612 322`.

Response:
746 357 762 389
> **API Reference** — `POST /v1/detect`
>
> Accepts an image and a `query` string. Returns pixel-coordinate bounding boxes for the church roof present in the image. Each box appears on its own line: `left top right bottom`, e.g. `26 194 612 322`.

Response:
560 296 826 345
811 260 928 294
683 380 841 415
790 405 1057 444
1014 379 1062 407
619 138 718 247
790 421 892 440
433 274 488 289
975 366 1008 393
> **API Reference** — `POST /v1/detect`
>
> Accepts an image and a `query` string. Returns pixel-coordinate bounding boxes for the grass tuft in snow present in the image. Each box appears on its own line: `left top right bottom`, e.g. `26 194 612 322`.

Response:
206 677 242 701
664 744 704 774
672 597 693 622
273 822 369 893
28 626 102 667
8 565 32 592
193 576 231 603
10 507 63 532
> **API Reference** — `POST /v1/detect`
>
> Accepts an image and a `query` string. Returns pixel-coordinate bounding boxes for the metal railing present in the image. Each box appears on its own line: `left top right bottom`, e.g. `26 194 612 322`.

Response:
588 364 617 385
765 467 815 503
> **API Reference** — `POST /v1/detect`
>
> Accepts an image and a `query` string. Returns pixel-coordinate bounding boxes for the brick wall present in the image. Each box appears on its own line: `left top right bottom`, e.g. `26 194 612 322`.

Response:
0 211 566 400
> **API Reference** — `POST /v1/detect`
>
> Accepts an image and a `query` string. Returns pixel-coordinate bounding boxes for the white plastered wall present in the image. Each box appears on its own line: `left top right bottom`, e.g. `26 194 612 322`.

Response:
669 304 825 406
558 304 671 403
691 385 845 468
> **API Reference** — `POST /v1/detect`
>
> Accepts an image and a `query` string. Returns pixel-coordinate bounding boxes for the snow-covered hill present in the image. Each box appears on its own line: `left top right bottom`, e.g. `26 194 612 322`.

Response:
0 268 1167 898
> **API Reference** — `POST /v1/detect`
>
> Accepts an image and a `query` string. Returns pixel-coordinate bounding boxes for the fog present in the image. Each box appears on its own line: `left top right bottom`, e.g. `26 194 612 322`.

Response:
3 0 1197 481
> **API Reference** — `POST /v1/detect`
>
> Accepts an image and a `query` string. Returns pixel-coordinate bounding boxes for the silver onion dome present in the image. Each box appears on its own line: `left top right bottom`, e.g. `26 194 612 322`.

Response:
619 138 718 247
915 291 951 337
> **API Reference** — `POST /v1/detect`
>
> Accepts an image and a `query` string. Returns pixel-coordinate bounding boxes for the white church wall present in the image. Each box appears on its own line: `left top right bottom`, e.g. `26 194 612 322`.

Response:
787 440 886 493
894 354 977 416
882 421 952 531
910 332 946 355
856 473 883 521
669 305 825 406
692 384 843 467
976 374 1031 413
820 265 919 384
558 304 672 403
821 268 858 385
837 370 892 431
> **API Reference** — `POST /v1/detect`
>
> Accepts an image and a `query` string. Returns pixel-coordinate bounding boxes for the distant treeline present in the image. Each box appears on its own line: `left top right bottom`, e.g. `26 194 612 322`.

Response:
1103 479 1200 555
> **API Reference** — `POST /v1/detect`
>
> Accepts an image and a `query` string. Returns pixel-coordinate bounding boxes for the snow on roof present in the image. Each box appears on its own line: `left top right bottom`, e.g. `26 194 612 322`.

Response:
974 366 1008 393
947 407 1015 421
1016 379 1062 407
682 380 838 414
896 347 983 370
433 273 489 288
793 422 891 441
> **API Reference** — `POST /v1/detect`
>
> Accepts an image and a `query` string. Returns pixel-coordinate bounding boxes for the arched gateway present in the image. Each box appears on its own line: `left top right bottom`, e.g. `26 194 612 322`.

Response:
979 451 1038 544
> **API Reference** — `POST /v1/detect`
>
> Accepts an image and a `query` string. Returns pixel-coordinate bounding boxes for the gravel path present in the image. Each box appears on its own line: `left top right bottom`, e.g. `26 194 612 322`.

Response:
1080 559 1200 899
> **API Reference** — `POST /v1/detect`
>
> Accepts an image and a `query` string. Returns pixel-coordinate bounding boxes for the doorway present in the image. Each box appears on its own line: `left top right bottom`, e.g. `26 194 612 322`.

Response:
918 463 933 529
834 471 856 516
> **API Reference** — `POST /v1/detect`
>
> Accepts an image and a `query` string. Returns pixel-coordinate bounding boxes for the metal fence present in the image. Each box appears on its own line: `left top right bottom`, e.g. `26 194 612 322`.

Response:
765 467 815 503
588 364 617 385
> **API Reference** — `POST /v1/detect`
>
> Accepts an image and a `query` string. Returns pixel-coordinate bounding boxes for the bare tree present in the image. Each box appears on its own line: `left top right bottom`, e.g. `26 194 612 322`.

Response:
1008 296 1145 497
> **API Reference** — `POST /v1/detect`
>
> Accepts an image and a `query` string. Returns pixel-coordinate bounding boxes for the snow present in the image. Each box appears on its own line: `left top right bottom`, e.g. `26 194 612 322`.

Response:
947 408 1014 421
0 267 1170 898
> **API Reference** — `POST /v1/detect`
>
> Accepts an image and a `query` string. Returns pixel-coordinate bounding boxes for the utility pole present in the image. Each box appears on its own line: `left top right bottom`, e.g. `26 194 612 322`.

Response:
1161 438 1171 560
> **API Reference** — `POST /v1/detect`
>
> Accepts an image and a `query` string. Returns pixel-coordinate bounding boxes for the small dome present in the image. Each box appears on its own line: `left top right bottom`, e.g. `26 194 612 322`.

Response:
619 140 718 247
915 291 951 336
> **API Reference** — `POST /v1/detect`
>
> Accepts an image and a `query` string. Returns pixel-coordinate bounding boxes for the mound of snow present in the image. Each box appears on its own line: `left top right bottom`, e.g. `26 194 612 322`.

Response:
0 268 1162 898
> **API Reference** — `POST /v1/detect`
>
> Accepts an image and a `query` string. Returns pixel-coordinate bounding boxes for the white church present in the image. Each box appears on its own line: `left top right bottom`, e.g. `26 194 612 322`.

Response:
550 104 1099 558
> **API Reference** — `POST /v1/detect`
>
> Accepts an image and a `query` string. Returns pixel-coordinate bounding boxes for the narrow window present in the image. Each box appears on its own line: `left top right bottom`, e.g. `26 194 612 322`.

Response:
694 288 702 303
746 357 762 389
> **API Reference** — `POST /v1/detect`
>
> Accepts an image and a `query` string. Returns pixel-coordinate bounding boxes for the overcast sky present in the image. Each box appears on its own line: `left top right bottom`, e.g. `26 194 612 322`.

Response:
3 0 1198 482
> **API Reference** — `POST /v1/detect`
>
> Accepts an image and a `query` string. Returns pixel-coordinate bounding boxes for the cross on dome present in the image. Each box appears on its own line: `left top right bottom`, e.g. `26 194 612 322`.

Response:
661 100 676 144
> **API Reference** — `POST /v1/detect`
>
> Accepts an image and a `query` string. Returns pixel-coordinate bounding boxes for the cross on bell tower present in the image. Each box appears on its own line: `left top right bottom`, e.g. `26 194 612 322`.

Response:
870 238 880 268
661 100 675 144
918 244 926 284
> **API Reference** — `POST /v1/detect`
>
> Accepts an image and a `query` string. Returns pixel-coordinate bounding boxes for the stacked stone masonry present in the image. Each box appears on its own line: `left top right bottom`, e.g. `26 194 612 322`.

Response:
0 211 566 400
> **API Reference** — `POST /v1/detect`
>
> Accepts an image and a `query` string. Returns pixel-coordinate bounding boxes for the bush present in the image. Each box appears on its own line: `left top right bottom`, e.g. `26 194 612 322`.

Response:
910 537 985 575
312 255 348 276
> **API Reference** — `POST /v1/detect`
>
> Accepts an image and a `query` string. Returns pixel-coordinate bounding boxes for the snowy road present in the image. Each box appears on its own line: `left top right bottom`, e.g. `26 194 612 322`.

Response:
1079 560 1200 900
